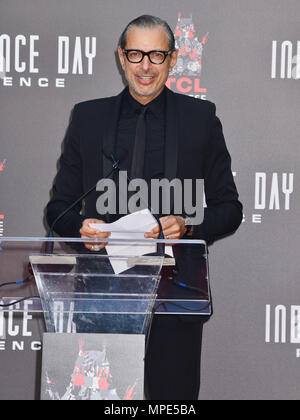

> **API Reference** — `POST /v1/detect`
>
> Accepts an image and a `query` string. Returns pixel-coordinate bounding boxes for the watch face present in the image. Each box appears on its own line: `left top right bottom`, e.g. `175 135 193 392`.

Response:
184 220 193 235
184 217 192 226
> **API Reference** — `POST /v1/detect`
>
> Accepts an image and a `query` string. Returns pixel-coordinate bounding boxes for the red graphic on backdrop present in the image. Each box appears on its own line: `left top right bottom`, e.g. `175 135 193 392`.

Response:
167 12 208 97
0 159 7 172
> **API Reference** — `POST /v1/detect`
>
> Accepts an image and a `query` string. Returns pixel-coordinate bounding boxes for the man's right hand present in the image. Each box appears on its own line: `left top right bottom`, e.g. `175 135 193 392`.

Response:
79 218 110 251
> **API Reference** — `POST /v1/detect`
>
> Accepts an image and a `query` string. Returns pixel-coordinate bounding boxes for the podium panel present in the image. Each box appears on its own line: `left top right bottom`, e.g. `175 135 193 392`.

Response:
30 253 163 334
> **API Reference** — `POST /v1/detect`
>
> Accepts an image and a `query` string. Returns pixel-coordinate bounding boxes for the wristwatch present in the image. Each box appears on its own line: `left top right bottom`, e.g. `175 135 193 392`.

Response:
184 217 193 236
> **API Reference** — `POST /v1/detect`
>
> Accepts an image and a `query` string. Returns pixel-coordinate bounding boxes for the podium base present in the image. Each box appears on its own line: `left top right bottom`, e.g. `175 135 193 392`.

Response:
40 333 144 400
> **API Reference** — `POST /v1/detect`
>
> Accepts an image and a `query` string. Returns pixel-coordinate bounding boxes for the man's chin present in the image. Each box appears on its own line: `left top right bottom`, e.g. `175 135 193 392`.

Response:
129 85 163 102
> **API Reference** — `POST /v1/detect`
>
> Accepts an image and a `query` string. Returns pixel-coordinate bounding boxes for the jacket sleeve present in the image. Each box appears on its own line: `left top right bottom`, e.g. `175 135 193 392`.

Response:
192 103 243 244
46 104 85 237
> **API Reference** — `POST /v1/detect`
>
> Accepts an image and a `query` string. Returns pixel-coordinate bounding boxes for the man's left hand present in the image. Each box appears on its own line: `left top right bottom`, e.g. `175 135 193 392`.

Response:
144 215 187 241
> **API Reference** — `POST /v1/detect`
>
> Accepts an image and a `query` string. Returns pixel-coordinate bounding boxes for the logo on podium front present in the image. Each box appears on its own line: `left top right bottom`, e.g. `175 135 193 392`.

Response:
41 334 144 400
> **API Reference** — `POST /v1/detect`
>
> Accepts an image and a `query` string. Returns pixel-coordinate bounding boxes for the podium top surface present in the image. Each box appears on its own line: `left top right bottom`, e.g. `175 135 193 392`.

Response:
0 236 206 245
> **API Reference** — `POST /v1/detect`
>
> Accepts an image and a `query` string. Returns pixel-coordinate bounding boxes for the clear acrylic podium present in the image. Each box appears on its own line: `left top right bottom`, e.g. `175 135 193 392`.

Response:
0 236 211 334
0 236 211 400
30 250 164 335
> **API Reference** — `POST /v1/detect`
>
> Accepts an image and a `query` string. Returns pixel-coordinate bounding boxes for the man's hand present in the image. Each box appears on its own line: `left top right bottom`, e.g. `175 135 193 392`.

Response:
79 218 110 251
144 215 187 242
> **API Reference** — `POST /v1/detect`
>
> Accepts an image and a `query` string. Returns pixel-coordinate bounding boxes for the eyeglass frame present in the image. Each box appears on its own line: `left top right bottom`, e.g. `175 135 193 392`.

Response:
122 49 174 64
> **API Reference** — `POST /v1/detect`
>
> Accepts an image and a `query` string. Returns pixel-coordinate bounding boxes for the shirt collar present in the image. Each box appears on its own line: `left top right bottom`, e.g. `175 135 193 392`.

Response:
123 86 166 118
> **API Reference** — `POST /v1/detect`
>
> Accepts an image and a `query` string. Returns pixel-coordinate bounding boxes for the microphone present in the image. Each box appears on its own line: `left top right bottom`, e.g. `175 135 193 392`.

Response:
108 153 165 256
45 157 120 254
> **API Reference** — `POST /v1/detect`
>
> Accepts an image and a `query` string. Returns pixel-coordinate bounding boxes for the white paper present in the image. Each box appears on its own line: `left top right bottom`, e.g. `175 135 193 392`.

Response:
89 209 173 273
89 208 158 234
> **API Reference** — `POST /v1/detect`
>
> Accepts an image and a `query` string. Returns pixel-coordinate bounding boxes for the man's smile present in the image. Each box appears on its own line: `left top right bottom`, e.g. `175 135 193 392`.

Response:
136 74 155 84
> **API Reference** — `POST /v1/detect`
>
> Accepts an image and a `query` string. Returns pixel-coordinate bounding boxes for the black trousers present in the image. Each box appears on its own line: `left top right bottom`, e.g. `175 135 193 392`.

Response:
144 314 204 400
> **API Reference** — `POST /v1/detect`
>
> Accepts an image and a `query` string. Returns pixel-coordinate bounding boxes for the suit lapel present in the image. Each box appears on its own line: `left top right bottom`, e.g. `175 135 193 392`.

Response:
102 88 125 178
164 88 179 214
164 88 179 181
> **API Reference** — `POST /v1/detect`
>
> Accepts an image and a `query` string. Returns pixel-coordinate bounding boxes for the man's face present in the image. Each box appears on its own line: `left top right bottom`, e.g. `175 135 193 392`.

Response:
118 26 178 105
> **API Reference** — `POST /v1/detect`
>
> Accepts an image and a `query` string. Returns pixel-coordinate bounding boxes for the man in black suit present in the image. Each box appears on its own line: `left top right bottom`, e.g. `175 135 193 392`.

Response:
46 15 242 399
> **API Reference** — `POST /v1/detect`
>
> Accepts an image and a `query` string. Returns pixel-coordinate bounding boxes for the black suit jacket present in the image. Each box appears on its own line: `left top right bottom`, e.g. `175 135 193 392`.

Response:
46 87 242 244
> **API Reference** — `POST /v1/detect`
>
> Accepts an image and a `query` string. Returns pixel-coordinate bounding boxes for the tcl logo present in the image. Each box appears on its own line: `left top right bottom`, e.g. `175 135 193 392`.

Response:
166 77 206 94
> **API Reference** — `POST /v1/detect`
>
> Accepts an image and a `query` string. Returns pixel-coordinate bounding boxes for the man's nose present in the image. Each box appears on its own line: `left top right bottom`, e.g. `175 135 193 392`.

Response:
140 55 151 71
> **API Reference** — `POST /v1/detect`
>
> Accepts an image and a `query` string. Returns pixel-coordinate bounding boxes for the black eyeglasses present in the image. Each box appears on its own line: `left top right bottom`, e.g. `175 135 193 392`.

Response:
123 49 173 64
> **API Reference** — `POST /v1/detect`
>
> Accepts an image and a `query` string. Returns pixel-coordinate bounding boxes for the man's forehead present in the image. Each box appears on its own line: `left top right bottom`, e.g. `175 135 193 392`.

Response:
125 26 169 49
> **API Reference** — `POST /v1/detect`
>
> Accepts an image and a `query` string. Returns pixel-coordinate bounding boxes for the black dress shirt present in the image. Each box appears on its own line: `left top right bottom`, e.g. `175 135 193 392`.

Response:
113 87 167 217
116 87 166 183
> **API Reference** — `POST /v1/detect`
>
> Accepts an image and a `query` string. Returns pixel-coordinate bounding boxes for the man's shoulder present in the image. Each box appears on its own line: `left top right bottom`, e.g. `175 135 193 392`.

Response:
168 88 216 115
73 91 122 114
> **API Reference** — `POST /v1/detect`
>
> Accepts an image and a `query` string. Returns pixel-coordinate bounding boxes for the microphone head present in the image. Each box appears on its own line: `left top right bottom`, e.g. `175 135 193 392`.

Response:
102 145 127 164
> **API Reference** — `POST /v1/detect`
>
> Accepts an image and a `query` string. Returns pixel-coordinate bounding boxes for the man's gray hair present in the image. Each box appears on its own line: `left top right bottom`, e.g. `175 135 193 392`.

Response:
119 15 175 51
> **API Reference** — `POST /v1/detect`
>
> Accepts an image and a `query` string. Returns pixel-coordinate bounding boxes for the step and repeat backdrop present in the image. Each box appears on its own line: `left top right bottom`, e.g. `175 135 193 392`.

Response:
0 0 299 400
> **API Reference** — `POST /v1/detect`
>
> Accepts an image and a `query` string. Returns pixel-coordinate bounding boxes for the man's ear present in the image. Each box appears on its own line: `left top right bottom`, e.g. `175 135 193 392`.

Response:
169 49 178 73
117 46 125 70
